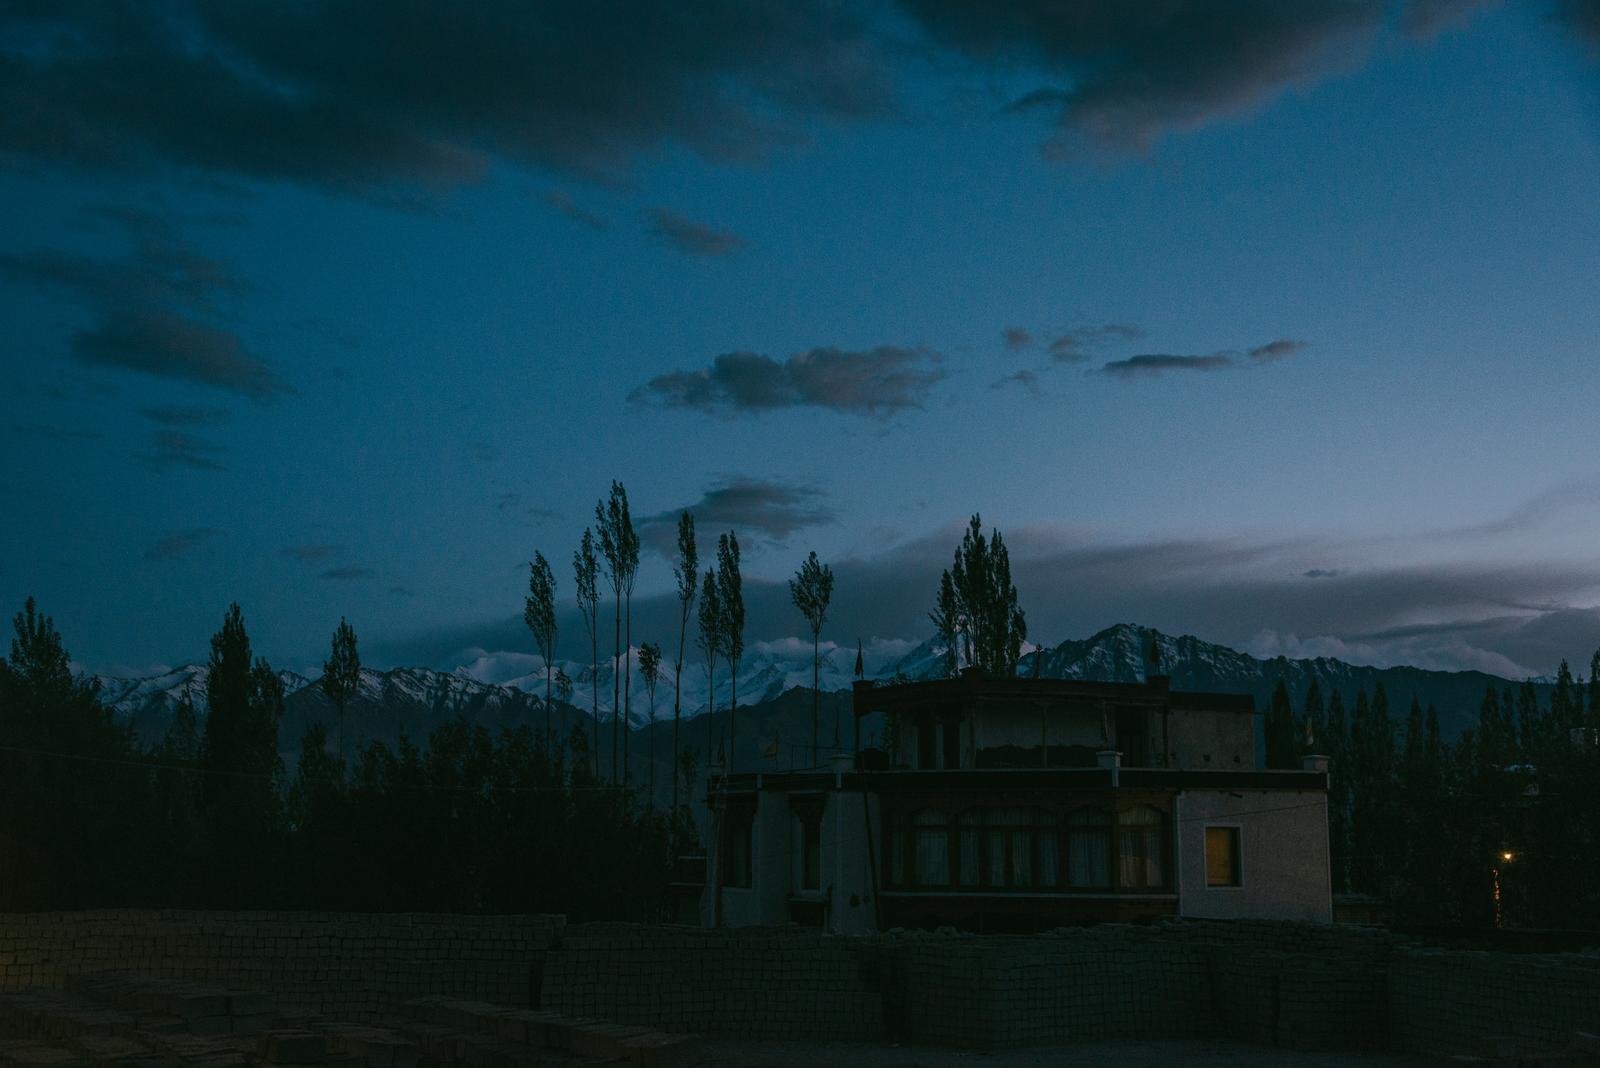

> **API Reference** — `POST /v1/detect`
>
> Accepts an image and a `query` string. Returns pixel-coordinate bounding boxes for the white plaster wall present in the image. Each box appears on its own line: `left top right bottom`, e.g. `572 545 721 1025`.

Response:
1176 788 1331 923
825 789 881 934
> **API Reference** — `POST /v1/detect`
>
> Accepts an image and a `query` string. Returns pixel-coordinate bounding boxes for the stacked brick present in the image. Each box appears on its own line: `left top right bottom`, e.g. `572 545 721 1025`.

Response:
1388 949 1600 1058
0 912 565 1023
540 924 884 1040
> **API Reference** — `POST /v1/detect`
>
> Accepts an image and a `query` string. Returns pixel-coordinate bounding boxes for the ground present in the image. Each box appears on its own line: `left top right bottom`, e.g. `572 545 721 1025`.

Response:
702 1037 1431 1067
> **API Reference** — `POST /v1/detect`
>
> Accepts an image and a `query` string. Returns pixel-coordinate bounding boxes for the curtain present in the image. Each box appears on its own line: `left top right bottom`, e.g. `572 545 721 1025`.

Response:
1067 808 1110 887
1118 805 1165 888
959 810 980 886
914 809 950 886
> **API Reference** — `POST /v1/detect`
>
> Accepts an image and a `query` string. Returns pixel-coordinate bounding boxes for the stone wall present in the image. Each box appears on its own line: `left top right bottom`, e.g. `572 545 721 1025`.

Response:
0 911 564 1021
540 923 884 1040
1388 948 1600 1056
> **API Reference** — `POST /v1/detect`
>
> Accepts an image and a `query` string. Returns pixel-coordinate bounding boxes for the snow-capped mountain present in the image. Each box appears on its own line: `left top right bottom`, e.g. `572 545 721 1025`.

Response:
90 622 1548 760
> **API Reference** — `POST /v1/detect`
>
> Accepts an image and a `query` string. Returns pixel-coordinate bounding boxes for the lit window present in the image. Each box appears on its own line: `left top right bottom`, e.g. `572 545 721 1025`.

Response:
1066 808 1111 888
913 809 950 886
1205 826 1242 887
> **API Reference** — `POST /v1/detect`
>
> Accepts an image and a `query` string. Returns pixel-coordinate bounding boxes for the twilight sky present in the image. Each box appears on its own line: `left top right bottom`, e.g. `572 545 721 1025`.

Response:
6 0 1600 680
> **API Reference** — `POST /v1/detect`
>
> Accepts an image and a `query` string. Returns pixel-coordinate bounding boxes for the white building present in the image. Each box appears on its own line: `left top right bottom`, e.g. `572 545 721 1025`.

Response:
703 670 1331 933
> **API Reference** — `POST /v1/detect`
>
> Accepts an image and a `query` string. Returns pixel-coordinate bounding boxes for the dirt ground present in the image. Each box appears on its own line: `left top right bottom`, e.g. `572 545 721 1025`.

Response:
701 1037 1432 1067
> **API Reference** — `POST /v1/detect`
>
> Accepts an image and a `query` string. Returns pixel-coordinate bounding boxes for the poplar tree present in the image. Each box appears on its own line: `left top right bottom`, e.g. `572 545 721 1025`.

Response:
597 488 624 783
574 529 601 781
524 551 558 751
321 617 361 772
639 642 663 808
671 512 697 820
933 514 1026 678
788 550 835 762
1265 680 1297 768
698 567 722 765
717 532 744 773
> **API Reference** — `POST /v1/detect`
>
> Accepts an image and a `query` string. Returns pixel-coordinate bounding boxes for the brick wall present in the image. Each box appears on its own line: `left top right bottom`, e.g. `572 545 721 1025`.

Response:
540 923 885 1040
1388 948 1600 1056
0 911 564 1021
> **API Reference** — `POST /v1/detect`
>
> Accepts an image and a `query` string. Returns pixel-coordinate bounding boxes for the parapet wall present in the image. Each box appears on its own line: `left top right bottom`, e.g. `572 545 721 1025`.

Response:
0 911 564 1021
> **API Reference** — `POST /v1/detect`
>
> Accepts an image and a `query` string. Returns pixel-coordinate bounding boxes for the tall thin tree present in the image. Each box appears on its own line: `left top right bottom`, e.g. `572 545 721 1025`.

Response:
671 511 697 820
321 617 361 772
698 567 722 766
617 488 640 790
639 642 663 809
574 529 601 781
789 551 835 763
718 532 744 773
933 515 1026 678
597 489 624 783
525 551 558 751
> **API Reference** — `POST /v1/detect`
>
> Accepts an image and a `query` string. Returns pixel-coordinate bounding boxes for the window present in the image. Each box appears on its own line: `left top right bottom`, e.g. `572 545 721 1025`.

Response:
917 723 937 769
1205 826 1242 887
798 814 821 891
1118 805 1165 889
722 807 754 888
958 810 981 887
942 720 962 769
1066 807 1111 888
913 809 951 886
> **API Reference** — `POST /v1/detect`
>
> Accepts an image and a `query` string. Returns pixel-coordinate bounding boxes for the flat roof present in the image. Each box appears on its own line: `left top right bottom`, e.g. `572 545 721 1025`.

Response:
850 675 1254 716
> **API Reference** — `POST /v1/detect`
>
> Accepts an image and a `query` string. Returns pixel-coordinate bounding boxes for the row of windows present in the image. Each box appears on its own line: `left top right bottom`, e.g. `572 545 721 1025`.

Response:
886 805 1167 892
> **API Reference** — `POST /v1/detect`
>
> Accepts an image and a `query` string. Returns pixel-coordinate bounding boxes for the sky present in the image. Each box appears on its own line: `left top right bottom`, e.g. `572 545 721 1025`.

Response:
5 0 1600 681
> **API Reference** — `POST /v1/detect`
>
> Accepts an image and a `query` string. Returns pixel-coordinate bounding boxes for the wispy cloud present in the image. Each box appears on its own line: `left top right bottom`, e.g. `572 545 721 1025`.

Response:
283 544 340 563
137 405 230 426
144 528 219 561
646 208 746 257
136 430 227 471
0 210 287 400
1100 353 1233 378
536 188 608 230
634 345 944 418
638 477 836 555
1049 323 1143 361
1002 327 1034 351
321 565 376 581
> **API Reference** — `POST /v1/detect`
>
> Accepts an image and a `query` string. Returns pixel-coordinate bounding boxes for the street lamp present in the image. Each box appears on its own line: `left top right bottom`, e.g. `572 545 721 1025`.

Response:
1493 849 1515 928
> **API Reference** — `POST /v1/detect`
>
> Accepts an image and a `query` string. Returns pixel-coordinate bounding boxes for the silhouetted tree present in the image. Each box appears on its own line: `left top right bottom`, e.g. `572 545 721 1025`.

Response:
525 551 558 749
1265 680 1298 769
200 603 285 906
789 550 835 762
321 617 361 771
935 514 1026 677
698 567 723 768
597 483 638 783
574 528 602 781
639 641 662 807
671 511 697 821
929 570 959 678
718 532 744 772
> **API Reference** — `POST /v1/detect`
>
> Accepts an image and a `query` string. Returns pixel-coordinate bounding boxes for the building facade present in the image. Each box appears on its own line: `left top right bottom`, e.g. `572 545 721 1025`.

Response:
702 670 1332 933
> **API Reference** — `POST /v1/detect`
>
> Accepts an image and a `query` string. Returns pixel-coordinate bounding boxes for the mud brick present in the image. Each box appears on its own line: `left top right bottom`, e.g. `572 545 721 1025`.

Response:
258 1030 326 1065
227 992 274 1017
614 1032 703 1068
169 992 228 1020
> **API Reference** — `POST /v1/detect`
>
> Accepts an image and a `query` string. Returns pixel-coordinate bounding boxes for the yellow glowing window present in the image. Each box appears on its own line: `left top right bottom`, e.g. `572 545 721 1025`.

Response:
1205 826 1241 887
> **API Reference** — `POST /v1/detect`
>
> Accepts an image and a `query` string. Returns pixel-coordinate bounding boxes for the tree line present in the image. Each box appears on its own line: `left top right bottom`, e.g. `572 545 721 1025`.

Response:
1262 665 1600 929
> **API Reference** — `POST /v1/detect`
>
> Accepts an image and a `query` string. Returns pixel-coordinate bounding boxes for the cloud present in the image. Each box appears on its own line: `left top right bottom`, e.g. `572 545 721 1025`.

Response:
646 208 746 256
536 188 608 230
1048 323 1143 361
143 527 219 561
1302 568 1343 579
282 544 339 563
9 424 104 441
991 369 1043 396
634 345 944 417
1401 0 1500 40
1002 327 1033 351
0 211 287 400
1099 337 1306 378
1247 338 1308 363
0 2 894 191
320 566 376 581
639 477 836 555
1100 353 1233 378
901 0 1385 153
1559 0 1600 51
136 429 227 472
137 404 229 426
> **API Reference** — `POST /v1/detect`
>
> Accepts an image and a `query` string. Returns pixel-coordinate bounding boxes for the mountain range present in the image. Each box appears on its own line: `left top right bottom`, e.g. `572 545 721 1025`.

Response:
94 623 1549 790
